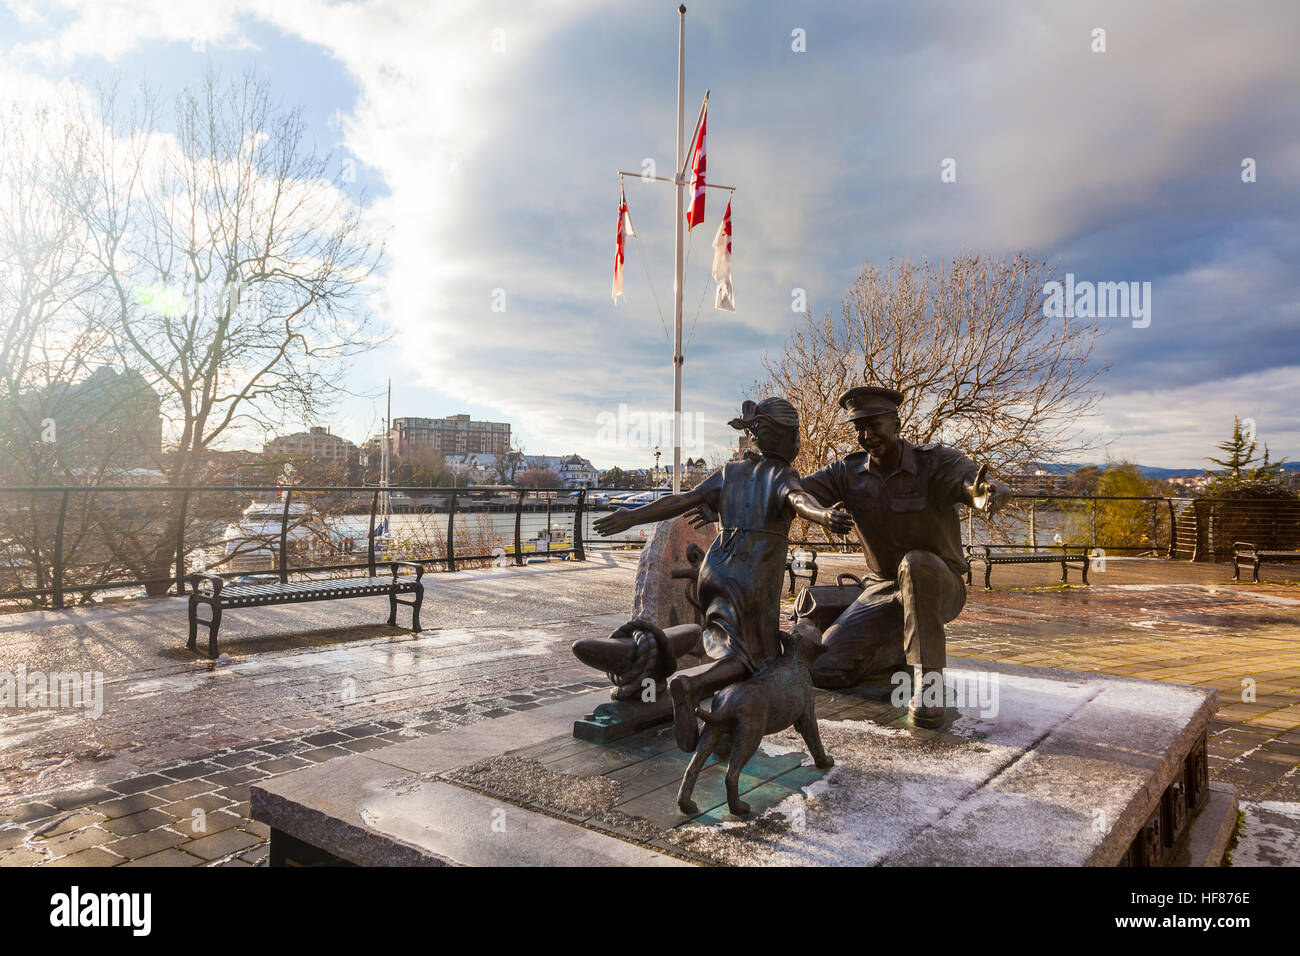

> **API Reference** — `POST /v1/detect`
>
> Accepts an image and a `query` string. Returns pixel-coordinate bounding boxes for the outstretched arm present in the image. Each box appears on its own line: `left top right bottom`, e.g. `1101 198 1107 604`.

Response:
962 463 1012 515
787 478 854 535
593 487 713 537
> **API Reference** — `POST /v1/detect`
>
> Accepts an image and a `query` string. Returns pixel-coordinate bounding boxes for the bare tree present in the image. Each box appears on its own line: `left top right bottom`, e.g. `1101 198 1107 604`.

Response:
0 99 150 606
77 67 383 486
492 441 526 485
0 100 115 480
761 253 1104 479
0 68 385 598
518 467 562 489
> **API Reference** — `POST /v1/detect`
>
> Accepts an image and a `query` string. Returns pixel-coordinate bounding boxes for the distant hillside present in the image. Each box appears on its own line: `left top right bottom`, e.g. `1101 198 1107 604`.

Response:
1031 461 1300 479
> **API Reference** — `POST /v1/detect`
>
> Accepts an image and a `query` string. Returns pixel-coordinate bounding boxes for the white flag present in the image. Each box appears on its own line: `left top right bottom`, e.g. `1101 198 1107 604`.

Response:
711 200 734 311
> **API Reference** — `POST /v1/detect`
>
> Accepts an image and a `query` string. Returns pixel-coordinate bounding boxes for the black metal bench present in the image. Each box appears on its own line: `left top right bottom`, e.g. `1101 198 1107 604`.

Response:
1232 542 1300 583
964 545 1089 590
188 562 425 659
786 547 819 595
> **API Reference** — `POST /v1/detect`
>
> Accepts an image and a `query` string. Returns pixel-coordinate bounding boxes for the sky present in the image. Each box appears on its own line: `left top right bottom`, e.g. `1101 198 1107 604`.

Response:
2 0 1297 471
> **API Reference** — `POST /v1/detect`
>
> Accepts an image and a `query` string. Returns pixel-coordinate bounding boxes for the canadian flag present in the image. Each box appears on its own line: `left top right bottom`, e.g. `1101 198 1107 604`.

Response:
711 200 734 311
612 184 635 303
685 105 706 230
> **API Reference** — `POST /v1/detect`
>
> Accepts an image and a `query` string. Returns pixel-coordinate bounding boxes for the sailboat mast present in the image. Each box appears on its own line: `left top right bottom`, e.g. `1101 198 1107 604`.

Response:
671 4 686 495
382 378 391 520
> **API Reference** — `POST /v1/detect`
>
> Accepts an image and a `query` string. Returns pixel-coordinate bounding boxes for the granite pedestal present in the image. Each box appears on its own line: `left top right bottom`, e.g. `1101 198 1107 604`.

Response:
252 657 1235 866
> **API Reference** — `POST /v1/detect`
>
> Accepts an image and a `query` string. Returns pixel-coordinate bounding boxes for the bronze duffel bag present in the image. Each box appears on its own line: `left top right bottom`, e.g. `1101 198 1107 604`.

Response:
793 572 865 632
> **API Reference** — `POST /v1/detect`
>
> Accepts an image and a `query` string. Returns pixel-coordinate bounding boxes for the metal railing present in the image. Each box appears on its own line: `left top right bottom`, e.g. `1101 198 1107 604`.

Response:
0 484 660 609
793 493 1300 562
2 486 1297 609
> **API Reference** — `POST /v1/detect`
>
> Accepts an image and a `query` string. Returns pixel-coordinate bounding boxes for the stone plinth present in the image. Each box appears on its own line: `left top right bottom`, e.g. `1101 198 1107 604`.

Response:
630 515 716 632
252 658 1234 867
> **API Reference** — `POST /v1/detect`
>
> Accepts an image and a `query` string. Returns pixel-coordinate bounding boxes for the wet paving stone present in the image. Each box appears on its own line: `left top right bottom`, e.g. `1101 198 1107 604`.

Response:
48 787 117 811
210 751 265 769
183 828 262 861
157 761 225 781
114 773 176 795
205 767 268 787
39 846 122 867
120 847 204 867
0 802 57 826
91 793 166 819
150 780 215 802
302 731 350 746
5 575 1296 866
105 827 189 859
101 808 178 838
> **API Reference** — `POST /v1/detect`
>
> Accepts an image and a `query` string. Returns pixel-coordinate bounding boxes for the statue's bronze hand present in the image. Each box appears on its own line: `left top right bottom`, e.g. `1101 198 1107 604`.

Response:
970 464 1009 514
823 504 854 535
686 502 718 529
593 512 631 537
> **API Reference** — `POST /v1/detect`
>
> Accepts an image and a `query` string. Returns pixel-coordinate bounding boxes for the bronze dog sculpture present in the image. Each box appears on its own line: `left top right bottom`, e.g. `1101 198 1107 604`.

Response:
677 627 833 816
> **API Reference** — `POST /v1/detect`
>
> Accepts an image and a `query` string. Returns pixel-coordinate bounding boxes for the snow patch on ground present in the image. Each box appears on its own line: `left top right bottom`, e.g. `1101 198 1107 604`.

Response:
667 720 1007 866
1235 801 1300 866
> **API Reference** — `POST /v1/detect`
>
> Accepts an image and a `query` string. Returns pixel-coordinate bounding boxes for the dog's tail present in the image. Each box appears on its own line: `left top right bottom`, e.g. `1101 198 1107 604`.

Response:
695 703 724 724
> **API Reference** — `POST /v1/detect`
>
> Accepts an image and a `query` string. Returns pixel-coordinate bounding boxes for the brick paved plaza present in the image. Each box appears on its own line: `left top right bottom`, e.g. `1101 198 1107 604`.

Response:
2 552 1298 866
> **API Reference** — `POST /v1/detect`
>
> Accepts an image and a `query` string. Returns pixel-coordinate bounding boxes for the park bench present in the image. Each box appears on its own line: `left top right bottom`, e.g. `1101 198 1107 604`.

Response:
1232 541 1300 583
964 544 1089 590
187 561 425 659
786 546 819 595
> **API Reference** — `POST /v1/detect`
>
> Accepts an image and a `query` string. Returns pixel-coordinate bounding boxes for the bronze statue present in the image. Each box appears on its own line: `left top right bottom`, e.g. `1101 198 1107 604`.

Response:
594 397 853 752
677 625 832 816
572 619 702 701
798 386 1011 727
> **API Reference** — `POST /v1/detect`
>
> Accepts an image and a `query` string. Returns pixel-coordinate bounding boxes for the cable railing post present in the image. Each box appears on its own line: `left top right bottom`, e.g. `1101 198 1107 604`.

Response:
1166 498 1177 559
446 490 458 571
1028 498 1037 551
279 488 293 583
175 489 190 595
1089 497 1098 552
367 489 379 576
514 490 525 566
53 489 69 610
574 489 586 560
546 493 553 557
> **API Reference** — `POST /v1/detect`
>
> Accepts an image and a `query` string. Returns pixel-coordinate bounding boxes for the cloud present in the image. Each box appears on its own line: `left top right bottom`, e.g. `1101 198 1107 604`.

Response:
3 0 1299 468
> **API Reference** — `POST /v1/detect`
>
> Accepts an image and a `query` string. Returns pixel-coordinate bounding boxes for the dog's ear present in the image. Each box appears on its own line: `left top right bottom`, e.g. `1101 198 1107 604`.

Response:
797 635 829 665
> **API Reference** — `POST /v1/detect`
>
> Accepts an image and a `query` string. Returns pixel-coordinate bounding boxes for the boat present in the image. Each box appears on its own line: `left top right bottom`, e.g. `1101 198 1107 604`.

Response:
608 489 673 509
221 498 316 571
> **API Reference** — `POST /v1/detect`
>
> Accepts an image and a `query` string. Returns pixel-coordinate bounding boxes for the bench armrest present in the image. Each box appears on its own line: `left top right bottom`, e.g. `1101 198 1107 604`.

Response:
1233 542 1258 554
190 572 225 597
391 560 424 581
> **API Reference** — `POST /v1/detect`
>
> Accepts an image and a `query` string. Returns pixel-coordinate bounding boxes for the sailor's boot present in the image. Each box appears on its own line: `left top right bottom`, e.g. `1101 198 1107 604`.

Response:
909 667 947 729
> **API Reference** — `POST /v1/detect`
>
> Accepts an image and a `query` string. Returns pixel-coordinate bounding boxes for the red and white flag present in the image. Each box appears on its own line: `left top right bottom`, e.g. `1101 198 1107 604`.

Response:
612 184 635 303
685 104 706 230
711 200 734 311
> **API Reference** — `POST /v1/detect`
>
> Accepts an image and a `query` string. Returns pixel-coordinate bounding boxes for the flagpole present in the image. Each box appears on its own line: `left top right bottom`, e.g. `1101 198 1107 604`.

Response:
671 3 685 495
